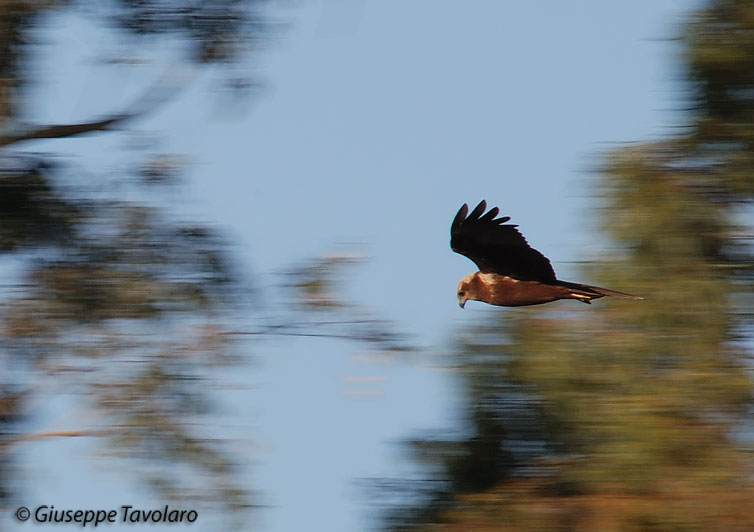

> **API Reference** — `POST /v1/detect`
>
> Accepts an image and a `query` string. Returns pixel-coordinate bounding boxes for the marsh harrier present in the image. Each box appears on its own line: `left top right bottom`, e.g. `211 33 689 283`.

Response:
452 201 642 308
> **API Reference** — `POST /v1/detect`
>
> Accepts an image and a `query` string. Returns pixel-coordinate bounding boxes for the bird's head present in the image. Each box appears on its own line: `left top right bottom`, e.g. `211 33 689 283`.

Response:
456 273 476 309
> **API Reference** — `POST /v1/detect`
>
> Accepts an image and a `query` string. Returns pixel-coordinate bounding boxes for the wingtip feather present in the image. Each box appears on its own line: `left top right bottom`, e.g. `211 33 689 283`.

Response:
452 203 469 230
479 206 500 222
468 200 486 220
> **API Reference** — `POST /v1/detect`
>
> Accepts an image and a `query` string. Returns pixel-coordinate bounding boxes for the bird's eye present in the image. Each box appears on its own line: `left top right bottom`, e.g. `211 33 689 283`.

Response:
458 290 465 297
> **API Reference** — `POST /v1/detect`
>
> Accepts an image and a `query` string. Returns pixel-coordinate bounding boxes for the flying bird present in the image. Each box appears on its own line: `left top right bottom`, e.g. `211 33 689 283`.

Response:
451 201 642 308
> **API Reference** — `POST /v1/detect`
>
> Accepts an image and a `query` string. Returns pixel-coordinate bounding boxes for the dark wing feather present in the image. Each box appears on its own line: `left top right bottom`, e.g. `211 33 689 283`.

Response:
450 201 557 282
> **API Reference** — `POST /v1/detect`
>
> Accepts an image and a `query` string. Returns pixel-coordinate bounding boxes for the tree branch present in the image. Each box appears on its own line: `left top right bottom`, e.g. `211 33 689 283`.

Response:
0 116 129 147
0 67 195 148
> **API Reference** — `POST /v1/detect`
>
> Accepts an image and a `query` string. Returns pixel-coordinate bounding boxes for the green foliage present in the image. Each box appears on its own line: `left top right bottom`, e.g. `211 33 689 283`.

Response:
0 162 79 250
111 0 267 63
687 1 754 196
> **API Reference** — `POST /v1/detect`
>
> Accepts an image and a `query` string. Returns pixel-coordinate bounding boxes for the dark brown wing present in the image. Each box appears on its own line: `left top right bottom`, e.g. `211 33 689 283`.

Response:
450 200 557 283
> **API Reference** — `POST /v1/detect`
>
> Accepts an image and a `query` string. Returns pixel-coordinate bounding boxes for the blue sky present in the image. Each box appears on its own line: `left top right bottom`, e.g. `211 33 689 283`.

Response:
9 1 695 531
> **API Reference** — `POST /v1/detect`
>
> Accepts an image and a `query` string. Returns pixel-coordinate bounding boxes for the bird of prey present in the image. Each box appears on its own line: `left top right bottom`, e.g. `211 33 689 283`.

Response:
451 201 642 308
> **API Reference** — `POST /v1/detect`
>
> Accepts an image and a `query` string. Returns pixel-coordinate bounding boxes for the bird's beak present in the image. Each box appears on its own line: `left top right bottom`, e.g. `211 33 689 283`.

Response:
458 298 466 309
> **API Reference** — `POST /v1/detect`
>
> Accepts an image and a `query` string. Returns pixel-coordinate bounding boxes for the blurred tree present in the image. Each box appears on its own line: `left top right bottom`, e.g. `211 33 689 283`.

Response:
386 2 754 531
0 0 409 525
0 0 269 518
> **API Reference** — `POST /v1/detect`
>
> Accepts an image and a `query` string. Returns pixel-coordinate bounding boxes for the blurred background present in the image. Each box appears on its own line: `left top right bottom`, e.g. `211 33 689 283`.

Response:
1 0 753 530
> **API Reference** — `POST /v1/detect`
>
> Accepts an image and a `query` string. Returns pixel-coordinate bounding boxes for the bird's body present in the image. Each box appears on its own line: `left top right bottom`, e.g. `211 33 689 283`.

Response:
451 201 642 308
457 272 578 307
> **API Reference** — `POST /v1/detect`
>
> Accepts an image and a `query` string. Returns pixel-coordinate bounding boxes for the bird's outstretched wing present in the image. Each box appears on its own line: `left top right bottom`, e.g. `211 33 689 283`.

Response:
451 200 557 283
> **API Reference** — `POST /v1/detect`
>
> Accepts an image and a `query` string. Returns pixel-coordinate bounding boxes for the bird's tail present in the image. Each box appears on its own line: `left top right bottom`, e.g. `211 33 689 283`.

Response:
557 281 643 304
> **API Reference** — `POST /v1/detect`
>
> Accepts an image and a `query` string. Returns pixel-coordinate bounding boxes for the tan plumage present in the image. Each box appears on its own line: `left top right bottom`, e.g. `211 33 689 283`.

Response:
451 201 642 308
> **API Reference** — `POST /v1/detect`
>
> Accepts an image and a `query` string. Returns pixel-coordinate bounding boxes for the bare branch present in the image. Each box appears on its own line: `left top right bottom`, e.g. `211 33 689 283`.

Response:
0 116 128 147
0 67 195 148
